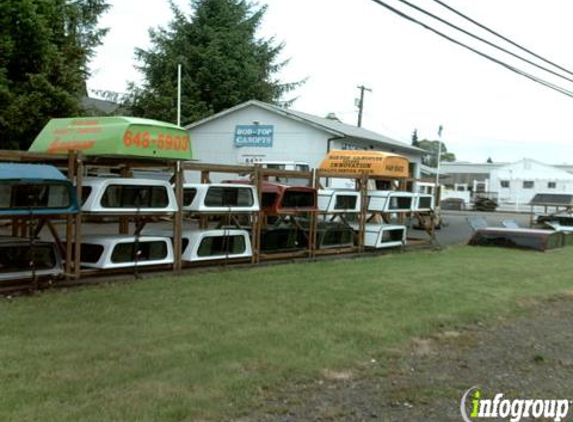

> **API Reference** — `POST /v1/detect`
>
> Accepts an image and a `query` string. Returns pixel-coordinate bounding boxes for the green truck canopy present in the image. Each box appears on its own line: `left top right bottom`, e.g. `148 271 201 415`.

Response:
29 116 192 160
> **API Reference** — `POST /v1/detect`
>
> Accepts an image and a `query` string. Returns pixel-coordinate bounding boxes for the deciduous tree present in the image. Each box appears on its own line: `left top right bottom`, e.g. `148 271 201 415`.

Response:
417 139 456 167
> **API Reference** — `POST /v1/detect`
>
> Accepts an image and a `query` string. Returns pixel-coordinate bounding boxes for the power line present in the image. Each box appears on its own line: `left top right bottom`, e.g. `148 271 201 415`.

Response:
366 0 573 99
430 0 573 78
395 0 573 84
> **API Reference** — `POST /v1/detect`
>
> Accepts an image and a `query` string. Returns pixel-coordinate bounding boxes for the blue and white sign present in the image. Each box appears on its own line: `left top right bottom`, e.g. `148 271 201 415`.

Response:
234 125 274 148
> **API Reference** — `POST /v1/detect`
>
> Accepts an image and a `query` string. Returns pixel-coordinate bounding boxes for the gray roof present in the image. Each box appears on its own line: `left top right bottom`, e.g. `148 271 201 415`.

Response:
186 100 422 155
440 162 507 174
81 97 120 114
420 164 448 176
530 193 573 206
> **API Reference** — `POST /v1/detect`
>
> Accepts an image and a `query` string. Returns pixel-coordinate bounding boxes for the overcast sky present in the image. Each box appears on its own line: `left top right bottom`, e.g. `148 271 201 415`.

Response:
88 0 573 164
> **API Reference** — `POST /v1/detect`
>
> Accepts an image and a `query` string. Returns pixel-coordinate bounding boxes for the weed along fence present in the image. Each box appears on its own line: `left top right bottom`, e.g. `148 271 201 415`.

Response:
0 119 437 289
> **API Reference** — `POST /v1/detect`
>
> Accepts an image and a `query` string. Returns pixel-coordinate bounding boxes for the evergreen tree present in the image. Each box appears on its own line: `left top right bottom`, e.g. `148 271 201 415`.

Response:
411 129 419 147
0 0 109 149
126 0 302 125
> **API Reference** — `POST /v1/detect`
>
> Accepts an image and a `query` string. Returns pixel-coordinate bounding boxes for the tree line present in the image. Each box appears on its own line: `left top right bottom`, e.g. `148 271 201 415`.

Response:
411 129 456 167
0 0 298 150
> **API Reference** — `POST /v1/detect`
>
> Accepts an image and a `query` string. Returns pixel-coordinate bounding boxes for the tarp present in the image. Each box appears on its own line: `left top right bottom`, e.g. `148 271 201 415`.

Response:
468 228 565 251
319 150 409 178
29 116 192 160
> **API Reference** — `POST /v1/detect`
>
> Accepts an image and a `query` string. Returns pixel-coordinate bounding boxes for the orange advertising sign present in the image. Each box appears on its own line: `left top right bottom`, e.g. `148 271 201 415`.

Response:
319 150 409 178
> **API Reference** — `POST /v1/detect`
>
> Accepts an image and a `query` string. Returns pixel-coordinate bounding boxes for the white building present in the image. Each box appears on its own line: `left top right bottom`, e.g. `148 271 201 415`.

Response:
185 100 423 181
440 159 573 209
490 159 573 207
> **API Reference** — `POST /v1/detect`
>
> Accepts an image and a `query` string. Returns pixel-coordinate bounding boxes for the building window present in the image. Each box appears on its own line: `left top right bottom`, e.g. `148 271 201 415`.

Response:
548 182 557 189
523 181 534 189
500 180 510 188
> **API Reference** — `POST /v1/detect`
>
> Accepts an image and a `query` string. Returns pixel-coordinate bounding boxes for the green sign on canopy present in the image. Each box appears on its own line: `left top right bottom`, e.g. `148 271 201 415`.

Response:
29 116 192 160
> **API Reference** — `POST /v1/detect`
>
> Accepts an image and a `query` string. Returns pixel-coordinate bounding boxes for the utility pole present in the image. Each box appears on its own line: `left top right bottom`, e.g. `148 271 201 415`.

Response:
435 125 444 193
177 64 182 126
356 85 372 127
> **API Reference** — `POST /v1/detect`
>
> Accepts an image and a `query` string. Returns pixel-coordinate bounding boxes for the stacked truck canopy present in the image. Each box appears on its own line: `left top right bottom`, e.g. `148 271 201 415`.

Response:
182 183 259 213
82 178 178 214
0 163 78 215
29 116 192 160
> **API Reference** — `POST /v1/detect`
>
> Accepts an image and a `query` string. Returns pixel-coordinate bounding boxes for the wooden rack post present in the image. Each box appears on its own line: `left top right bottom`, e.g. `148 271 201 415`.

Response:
118 166 132 235
358 173 368 253
312 170 365 257
173 161 184 271
74 151 83 279
65 151 76 279
251 165 262 264
199 170 210 230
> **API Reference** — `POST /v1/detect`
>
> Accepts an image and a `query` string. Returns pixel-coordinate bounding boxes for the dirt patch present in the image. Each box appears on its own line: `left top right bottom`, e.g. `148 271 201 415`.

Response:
242 298 573 422
321 369 354 382
410 338 437 356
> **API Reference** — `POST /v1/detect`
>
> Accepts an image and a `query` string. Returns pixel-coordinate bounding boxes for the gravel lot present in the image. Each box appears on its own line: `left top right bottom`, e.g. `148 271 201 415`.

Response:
237 210 570 422
244 296 573 422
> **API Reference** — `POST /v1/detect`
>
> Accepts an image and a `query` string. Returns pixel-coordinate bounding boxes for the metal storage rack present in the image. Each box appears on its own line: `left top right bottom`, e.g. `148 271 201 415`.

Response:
0 149 438 285
181 162 259 265
0 150 186 278
313 170 369 256
253 167 316 262
0 150 83 280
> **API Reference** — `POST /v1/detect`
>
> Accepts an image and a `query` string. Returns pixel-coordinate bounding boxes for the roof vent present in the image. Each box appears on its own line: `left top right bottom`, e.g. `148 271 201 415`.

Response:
325 112 341 122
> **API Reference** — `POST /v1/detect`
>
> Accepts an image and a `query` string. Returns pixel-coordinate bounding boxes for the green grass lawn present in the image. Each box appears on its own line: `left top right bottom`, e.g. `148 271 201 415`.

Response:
2 245 573 421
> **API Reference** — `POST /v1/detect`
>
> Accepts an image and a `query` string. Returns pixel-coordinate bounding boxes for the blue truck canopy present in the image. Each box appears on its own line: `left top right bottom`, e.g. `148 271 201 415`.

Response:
0 163 78 215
